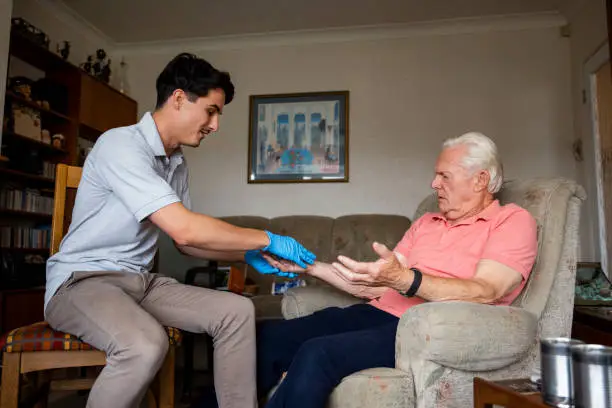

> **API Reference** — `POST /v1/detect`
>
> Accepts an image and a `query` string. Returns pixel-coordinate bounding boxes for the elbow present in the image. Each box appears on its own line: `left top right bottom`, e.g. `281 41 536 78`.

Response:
169 223 195 247
472 283 500 304
174 242 188 254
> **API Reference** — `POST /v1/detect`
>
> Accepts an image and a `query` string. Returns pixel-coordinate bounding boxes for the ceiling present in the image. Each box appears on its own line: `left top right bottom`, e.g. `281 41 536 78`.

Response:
60 0 565 44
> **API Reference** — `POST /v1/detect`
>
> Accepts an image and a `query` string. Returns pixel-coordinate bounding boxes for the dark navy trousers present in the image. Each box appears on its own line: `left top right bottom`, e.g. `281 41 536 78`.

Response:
257 303 399 408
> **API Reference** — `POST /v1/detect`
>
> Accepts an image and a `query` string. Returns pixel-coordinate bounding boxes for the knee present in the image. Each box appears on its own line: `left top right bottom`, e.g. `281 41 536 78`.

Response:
295 337 333 367
111 325 169 371
211 295 255 337
138 326 170 366
226 295 256 326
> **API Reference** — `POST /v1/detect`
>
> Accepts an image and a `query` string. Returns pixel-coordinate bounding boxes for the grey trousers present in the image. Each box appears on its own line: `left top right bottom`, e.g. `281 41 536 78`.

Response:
45 271 257 408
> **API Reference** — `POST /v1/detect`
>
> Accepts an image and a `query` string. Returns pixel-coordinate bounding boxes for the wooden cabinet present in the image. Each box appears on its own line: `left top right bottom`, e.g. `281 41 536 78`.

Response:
1 27 138 331
79 74 137 133
0 288 45 334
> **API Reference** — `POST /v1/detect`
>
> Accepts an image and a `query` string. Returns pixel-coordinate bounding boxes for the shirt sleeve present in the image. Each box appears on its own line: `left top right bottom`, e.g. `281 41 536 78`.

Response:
481 207 538 280
91 131 181 222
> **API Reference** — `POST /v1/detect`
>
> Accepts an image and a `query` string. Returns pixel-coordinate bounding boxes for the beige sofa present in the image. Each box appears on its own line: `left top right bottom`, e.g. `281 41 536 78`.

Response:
280 177 586 408
217 214 412 319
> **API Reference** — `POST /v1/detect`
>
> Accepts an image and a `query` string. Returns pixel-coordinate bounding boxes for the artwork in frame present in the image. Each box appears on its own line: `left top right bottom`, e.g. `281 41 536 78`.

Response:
247 91 349 183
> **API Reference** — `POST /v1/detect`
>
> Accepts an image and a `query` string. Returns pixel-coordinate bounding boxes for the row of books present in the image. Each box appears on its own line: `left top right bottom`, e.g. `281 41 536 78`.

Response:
42 162 56 179
0 187 54 214
0 226 51 249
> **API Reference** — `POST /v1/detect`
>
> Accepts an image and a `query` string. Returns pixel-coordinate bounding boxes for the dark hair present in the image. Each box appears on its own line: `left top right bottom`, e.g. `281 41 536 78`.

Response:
155 52 235 109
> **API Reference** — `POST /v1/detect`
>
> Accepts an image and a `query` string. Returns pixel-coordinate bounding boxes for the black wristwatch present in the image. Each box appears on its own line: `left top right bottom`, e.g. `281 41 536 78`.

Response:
401 268 422 297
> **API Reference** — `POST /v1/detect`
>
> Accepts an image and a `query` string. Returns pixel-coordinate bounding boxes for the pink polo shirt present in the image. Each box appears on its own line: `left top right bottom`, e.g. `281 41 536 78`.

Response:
370 200 538 317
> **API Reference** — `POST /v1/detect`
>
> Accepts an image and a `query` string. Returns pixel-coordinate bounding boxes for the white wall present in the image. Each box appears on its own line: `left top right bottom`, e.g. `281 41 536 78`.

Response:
117 16 576 278
560 0 609 262
0 0 14 147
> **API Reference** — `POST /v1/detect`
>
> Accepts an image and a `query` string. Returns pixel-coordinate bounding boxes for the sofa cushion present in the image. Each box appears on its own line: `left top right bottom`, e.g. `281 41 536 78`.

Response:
331 215 411 262
269 216 334 262
252 294 284 320
270 215 335 286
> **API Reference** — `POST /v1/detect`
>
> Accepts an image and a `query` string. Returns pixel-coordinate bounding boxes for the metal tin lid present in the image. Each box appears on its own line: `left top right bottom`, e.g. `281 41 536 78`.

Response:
571 344 612 365
541 338 585 356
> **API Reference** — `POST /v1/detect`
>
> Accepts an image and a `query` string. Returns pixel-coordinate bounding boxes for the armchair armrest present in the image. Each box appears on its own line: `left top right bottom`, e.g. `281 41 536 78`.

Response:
396 301 537 372
282 285 365 320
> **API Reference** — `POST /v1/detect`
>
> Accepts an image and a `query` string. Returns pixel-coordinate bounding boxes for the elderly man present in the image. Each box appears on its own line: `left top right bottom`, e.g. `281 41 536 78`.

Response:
256 132 538 408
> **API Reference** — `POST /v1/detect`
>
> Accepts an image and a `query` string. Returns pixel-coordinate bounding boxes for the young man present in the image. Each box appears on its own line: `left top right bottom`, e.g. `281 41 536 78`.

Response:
45 53 315 408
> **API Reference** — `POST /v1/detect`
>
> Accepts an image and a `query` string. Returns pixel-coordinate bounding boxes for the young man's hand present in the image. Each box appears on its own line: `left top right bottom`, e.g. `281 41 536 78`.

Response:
244 250 298 278
263 231 316 268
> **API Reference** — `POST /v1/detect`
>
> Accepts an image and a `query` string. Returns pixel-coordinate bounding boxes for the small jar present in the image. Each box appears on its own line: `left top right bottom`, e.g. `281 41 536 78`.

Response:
52 134 65 149
41 129 51 144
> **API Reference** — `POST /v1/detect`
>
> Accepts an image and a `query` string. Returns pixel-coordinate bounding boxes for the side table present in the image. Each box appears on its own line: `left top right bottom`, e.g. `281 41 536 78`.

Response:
572 305 612 345
473 377 546 408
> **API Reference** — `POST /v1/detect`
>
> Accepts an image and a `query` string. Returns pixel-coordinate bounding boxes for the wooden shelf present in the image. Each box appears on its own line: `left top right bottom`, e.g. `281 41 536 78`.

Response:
6 91 74 122
78 123 102 143
0 209 52 220
0 247 49 254
2 131 68 154
0 168 55 185
9 30 78 74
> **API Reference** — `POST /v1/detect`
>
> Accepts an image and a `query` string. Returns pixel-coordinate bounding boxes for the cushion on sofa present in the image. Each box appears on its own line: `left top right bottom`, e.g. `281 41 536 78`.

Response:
331 215 412 262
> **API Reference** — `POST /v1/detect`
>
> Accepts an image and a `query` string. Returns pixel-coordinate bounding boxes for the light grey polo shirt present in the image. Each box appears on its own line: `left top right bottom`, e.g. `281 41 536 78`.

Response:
44 112 191 311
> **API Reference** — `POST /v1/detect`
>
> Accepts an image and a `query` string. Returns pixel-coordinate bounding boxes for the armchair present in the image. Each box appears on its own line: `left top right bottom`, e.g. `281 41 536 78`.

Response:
281 177 586 408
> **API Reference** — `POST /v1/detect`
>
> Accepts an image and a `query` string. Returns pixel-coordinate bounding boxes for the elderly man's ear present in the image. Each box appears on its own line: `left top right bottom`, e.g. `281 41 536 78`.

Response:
474 170 490 192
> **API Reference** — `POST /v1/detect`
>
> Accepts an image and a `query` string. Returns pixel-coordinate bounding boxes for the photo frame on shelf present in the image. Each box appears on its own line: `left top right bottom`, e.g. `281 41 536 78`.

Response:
247 91 349 183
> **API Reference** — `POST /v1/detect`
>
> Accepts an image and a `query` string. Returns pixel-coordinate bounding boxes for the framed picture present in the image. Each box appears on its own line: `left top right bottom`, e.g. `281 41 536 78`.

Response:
247 91 349 183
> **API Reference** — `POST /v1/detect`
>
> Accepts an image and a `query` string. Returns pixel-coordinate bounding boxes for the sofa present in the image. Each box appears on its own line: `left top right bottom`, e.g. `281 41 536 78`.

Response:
217 213 412 319
278 177 586 408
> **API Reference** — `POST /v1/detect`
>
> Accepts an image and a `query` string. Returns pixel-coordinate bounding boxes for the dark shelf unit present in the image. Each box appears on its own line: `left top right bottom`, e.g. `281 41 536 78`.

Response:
0 26 138 334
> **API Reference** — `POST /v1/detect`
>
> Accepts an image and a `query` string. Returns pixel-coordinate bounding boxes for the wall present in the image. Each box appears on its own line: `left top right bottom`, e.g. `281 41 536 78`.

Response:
0 0 13 147
116 15 576 279
560 0 609 263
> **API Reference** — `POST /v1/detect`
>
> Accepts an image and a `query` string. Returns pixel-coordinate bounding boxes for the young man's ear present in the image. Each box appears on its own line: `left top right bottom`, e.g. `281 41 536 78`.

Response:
171 89 186 110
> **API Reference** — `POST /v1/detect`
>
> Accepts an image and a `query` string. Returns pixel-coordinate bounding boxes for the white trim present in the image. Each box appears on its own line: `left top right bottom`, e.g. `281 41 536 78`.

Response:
35 0 115 48
114 12 566 55
584 42 610 275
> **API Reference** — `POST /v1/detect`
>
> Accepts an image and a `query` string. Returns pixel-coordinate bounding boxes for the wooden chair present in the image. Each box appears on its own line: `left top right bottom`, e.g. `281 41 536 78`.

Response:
0 164 180 408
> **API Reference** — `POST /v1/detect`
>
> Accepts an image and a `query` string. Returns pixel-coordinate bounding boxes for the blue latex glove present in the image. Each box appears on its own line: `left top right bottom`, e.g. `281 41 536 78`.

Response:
263 231 316 268
244 250 298 278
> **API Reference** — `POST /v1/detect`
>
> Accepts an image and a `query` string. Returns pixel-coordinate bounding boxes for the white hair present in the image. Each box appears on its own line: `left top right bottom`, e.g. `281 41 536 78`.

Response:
442 132 503 193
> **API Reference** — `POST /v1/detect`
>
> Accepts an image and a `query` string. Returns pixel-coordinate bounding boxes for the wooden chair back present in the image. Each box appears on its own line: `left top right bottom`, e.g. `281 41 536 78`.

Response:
50 164 82 256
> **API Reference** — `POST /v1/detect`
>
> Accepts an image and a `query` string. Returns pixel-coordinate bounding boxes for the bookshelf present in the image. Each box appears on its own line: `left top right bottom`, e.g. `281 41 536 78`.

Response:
0 25 137 333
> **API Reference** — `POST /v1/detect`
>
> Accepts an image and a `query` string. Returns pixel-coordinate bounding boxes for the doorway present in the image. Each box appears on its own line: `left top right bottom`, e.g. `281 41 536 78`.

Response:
588 44 611 275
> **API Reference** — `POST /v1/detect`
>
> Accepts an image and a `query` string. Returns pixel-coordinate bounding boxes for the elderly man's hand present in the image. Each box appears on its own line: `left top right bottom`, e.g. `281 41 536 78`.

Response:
332 242 412 290
261 252 313 279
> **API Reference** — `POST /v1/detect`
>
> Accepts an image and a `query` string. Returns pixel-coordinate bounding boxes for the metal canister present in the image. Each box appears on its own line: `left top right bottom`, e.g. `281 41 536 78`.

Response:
571 344 612 408
541 338 584 407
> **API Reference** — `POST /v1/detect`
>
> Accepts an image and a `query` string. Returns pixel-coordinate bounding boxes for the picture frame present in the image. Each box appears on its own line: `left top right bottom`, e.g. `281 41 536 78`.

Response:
247 91 349 183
